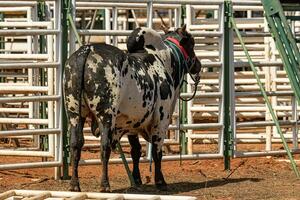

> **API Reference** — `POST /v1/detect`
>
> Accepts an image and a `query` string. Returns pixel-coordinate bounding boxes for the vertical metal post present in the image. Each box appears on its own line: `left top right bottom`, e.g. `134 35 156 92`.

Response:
223 0 233 170
38 0 48 154
147 0 153 28
0 12 3 52
217 2 225 159
54 0 63 180
185 4 192 154
62 0 70 180
0 12 3 84
69 0 76 54
180 82 188 155
174 7 181 28
112 7 118 46
105 8 111 44
146 0 154 165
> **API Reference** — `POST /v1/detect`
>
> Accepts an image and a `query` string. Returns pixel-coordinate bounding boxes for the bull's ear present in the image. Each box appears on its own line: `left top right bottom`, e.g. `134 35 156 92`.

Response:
181 24 187 32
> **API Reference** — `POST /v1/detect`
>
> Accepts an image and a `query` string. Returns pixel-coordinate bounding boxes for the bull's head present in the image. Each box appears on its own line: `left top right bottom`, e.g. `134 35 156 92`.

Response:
162 24 202 76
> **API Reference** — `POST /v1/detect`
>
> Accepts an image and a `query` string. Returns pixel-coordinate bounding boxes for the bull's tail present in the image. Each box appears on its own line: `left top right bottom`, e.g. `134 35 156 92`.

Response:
64 45 91 121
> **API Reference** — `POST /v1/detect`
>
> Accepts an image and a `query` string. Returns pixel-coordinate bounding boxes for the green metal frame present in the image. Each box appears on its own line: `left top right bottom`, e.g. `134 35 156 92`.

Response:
62 0 70 180
262 0 300 105
224 0 300 177
38 1 48 152
223 0 234 171
231 15 300 178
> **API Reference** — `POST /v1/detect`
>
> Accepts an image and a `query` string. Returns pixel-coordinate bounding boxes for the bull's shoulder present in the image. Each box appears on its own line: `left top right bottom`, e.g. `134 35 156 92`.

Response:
127 52 158 66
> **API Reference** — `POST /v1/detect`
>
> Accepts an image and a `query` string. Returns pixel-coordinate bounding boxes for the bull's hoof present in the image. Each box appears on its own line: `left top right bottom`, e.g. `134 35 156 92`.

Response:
69 185 81 192
100 186 111 193
156 183 168 191
132 185 143 192
134 179 142 186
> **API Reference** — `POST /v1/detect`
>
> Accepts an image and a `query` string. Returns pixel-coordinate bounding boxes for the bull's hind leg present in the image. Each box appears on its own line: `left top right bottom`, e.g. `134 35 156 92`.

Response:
100 126 113 192
69 116 86 192
128 135 142 186
152 135 167 191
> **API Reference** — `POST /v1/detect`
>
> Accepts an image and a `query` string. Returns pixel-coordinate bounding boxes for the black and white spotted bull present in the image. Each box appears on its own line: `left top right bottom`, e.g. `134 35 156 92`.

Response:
63 25 201 192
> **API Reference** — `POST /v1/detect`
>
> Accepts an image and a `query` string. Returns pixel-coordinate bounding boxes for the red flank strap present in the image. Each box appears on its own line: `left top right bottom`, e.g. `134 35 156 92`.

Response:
166 37 189 60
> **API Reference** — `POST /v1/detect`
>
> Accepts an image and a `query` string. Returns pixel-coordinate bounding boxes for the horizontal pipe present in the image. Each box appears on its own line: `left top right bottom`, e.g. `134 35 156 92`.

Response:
0 22 51 28
234 61 282 67
0 2 36 7
0 86 48 94
0 118 48 125
0 7 30 12
180 92 222 98
79 153 223 166
0 107 29 114
234 149 300 158
188 134 300 140
0 62 60 69
0 161 61 171
0 29 60 36
192 5 263 11
168 123 223 130
236 91 294 97
0 95 60 103
0 54 49 60
0 150 53 157
77 0 261 6
13 190 196 200
191 106 297 112
0 128 61 137
78 29 222 37
237 120 298 128
0 95 61 103
76 2 181 9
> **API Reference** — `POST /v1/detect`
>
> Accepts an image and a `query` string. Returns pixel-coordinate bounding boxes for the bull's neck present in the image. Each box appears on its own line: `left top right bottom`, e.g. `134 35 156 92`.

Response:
164 39 187 89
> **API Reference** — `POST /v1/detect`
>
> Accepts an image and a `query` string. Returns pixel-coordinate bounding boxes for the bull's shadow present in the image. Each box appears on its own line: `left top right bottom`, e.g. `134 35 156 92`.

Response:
112 177 263 195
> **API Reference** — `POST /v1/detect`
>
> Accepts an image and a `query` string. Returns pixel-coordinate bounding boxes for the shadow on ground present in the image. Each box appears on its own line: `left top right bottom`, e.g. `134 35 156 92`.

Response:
112 177 263 195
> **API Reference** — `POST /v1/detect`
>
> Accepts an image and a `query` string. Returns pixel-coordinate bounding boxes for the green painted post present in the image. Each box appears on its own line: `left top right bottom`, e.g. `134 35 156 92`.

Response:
62 0 71 180
180 79 187 155
37 1 48 151
261 0 300 104
116 143 136 187
223 0 233 171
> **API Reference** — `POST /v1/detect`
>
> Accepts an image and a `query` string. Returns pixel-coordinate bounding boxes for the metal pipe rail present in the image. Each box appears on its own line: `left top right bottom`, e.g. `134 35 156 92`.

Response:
76 2 181 9
0 62 60 69
78 0 261 5
0 0 63 179
0 29 60 36
0 190 197 200
77 29 223 37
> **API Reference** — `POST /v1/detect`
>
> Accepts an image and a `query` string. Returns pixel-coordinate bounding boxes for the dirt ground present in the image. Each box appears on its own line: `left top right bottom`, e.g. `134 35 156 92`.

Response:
1 147 300 200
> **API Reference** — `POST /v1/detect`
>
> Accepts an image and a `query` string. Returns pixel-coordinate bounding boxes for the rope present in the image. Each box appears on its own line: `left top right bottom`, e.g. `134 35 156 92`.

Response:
164 39 201 102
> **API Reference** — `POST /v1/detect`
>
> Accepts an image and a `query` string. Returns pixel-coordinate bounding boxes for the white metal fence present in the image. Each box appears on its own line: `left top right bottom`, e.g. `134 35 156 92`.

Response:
0 0 62 179
0 0 300 177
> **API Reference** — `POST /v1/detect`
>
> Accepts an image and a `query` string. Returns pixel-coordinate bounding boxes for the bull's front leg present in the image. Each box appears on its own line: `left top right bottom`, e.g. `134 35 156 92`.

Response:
128 135 142 186
69 117 85 192
151 135 167 191
100 126 112 192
